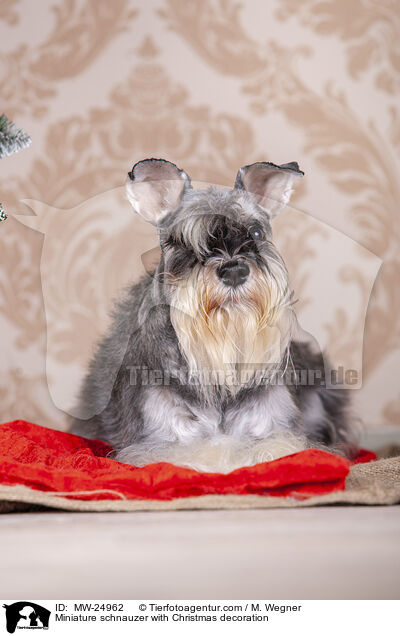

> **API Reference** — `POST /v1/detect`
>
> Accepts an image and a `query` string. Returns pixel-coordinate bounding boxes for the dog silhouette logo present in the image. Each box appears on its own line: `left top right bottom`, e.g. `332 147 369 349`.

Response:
3 602 50 633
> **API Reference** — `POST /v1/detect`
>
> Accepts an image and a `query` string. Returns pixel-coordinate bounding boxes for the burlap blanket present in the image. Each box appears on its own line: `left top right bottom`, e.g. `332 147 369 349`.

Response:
1 453 399 513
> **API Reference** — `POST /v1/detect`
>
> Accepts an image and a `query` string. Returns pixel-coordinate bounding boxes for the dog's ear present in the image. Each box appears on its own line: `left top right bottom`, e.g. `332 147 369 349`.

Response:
126 158 191 225
234 161 304 217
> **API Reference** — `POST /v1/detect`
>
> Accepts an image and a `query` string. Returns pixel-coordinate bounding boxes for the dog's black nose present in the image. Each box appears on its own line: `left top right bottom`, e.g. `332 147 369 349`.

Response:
218 260 250 287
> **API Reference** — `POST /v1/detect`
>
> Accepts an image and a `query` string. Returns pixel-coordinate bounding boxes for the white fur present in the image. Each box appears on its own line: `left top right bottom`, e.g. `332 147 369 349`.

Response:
225 385 300 438
140 386 221 443
116 432 309 473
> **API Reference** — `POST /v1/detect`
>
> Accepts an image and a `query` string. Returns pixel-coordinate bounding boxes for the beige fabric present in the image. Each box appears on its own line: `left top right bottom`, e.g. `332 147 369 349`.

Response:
0 456 398 513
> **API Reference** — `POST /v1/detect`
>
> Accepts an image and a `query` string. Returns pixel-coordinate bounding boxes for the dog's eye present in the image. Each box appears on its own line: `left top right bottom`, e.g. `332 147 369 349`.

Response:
249 225 263 240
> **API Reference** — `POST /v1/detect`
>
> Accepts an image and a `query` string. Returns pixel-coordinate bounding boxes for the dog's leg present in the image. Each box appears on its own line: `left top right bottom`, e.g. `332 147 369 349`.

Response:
297 387 361 456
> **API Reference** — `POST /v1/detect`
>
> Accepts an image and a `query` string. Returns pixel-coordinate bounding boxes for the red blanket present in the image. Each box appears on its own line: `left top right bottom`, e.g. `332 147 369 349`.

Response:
0 421 376 502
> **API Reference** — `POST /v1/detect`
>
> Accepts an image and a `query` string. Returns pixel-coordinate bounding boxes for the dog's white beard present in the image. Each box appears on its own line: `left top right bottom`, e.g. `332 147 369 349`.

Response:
170 262 294 396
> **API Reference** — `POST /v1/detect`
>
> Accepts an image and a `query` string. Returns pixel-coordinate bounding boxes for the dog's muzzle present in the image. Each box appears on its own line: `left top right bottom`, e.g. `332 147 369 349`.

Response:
217 259 250 288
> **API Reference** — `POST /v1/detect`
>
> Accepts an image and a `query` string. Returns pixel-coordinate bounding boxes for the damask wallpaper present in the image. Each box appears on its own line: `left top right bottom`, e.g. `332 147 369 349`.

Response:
0 0 399 432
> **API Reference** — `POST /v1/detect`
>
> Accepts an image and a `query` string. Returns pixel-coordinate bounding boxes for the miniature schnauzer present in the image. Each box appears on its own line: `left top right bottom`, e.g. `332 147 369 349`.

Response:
70 158 358 472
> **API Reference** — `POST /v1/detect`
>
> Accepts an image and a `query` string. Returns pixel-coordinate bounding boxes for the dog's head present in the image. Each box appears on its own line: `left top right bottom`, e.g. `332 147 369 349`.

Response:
126 158 303 391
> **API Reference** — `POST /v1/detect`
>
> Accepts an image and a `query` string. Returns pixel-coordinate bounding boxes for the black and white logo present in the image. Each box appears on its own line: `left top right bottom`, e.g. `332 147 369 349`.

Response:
3 602 50 633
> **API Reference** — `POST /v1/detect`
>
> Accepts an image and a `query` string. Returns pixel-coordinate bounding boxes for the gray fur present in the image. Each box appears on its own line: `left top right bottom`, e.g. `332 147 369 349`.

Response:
70 159 359 466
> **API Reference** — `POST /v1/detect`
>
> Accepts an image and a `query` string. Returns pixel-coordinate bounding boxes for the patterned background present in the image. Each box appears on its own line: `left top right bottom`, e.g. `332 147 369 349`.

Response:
0 0 399 431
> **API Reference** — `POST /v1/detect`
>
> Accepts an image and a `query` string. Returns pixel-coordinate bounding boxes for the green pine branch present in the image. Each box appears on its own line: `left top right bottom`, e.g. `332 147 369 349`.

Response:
0 113 31 158
0 202 7 222
0 114 31 219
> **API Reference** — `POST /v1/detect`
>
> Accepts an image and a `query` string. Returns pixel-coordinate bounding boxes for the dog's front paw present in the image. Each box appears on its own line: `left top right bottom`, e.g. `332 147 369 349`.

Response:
114 433 308 473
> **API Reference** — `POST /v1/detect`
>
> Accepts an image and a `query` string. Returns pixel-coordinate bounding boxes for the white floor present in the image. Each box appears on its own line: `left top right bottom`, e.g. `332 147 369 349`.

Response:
1 506 399 599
